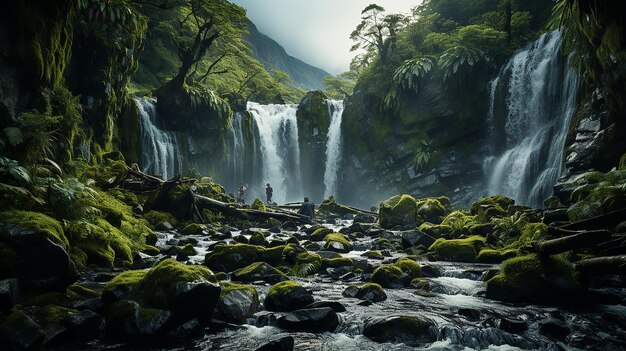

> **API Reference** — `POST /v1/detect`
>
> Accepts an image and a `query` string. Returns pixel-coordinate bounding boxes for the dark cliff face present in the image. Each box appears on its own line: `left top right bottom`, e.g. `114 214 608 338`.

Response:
245 23 330 92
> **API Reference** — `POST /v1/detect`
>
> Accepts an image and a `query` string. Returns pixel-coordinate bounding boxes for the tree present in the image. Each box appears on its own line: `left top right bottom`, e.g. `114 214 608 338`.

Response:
323 73 356 98
350 4 407 65
168 0 246 87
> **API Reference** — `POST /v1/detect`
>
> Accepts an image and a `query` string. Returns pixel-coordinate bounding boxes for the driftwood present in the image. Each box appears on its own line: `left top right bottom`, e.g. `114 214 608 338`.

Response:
195 195 313 224
532 230 613 256
576 255 626 277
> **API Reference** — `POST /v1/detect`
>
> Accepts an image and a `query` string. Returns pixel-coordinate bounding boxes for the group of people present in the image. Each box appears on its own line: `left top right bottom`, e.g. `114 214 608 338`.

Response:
235 182 315 219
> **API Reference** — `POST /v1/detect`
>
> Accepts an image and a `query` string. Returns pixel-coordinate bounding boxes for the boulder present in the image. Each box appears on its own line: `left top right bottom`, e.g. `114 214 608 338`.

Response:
0 310 44 350
539 319 570 340
323 233 352 253
216 283 259 323
499 317 528 334
398 229 436 249
105 300 171 338
204 243 274 272
0 278 20 311
378 195 418 229
0 212 79 292
277 307 339 332
255 336 294 351
363 315 438 347
428 236 486 262
232 262 287 284
342 283 387 302
264 281 314 312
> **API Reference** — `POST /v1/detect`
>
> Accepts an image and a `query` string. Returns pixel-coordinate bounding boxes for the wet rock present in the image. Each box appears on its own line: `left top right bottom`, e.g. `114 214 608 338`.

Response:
539 319 570 340
216 283 259 322
281 221 298 231
305 301 346 313
172 280 221 322
63 310 105 341
278 307 338 332
398 229 436 249
499 317 528 334
232 262 287 284
363 315 438 347
420 265 442 278
342 283 387 302
379 194 419 229
255 336 294 351
105 300 171 338
175 252 190 261
73 298 105 314
461 327 527 350
353 213 376 224
0 217 79 293
264 281 314 312
458 308 481 321
0 310 44 350
0 278 20 311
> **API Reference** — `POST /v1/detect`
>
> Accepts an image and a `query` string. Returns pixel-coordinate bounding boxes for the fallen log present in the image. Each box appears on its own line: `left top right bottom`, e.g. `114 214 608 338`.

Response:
195 195 312 224
556 207 626 231
532 230 613 256
576 255 626 277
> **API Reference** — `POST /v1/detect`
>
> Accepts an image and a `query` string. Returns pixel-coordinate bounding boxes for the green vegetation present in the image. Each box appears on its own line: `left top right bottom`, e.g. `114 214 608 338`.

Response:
428 236 486 262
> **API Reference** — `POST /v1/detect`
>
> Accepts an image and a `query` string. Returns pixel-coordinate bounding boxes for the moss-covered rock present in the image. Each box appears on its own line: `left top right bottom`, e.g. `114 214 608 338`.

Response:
215 282 259 323
428 236 486 262
249 231 268 246
204 244 270 272
379 194 419 229
393 257 422 279
415 198 449 224
143 211 177 230
476 249 519 263
232 262 287 284
318 197 358 217
370 265 404 288
470 195 515 216
361 250 384 260
180 223 203 236
250 198 266 211
323 233 353 253
309 227 333 241
0 211 78 292
264 281 314 312
485 254 582 304
321 257 354 269
343 283 387 302
363 315 438 347
418 223 453 238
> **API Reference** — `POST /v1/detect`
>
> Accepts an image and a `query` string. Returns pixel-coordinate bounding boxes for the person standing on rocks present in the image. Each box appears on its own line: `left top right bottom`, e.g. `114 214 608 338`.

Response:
236 183 248 205
298 197 315 220
265 183 273 204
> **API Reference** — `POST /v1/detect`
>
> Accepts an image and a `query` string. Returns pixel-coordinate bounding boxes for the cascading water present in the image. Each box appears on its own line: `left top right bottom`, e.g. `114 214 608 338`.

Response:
226 112 246 194
135 97 182 180
483 30 578 207
323 99 345 198
248 102 302 203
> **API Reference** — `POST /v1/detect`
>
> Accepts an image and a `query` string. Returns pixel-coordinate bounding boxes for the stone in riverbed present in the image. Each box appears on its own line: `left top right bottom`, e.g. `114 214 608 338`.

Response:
0 278 20 311
105 300 171 338
304 300 346 312
363 315 438 347
277 307 339 332
539 319 570 340
342 283 387 302
264 281 314 312
0 310 44 350
255 336 294 351
499 317 528 334
232 262 287 284
216 283 259 323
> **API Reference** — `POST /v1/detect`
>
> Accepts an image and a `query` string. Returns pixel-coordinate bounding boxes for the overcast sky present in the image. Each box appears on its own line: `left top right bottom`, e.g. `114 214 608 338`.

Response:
230 0 422 75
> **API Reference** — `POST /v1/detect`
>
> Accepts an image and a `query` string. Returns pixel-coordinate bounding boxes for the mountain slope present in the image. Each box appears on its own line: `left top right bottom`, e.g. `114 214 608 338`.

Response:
245 23 330 91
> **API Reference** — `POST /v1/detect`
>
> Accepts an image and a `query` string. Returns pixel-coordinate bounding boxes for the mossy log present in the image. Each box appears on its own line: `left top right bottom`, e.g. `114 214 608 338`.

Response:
195 195 313 224
576 255 626 277
532 230 613 256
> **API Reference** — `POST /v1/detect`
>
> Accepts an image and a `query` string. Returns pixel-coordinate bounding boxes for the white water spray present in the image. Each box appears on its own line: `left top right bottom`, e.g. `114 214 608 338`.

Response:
323 100 345 198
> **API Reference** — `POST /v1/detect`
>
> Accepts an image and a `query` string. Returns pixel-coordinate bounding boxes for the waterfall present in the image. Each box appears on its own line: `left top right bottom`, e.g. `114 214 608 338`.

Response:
484 30 578 207
323 99 345 198
226 112 246 194
248 102 302 204
135 97 182 180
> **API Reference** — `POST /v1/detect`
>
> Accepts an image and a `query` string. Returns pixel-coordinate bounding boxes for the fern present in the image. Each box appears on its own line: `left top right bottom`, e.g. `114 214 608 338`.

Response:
392 56 436 92
439 45 493 81
290 263 317 277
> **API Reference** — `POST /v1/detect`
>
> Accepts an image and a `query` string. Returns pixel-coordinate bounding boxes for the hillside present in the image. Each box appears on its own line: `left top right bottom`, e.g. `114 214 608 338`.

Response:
245 23 330 91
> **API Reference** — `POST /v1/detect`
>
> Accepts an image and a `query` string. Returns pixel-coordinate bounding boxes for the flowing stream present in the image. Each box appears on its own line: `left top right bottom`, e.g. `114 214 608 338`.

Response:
483 30 578 207
135 97 182 180
323 100 345 198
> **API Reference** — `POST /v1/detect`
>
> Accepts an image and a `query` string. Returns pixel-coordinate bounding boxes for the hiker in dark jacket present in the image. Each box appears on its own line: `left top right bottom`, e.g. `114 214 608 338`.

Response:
298 197 315 220
265 183 273 204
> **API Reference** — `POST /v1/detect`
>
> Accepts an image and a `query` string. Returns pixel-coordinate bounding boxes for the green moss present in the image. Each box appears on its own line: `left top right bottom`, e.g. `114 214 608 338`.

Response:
370 265 403 288
477 249 519 263
181 223 203 235
378 194 419 229
142 245 160 256
0 211 68 247
233 261 286 279
619 153 626 170
428 236 486 262
267 280 301 296
249 231 267 246
415 198 449 224
470 195 515 217
318 197 358 216
220 282 258 299
67 283 100 299
310 227 333 241
204 243 281 272
516 223 548 246
180 243 197 256
295 252 322 268
441 211 477 230
362 250 384 259
143 211 178 230
322 257 355 268
250 198 266 211
104 270 147 293
80 159 128 189
324 233 353 252
394 257 422 279
419 223 453 238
